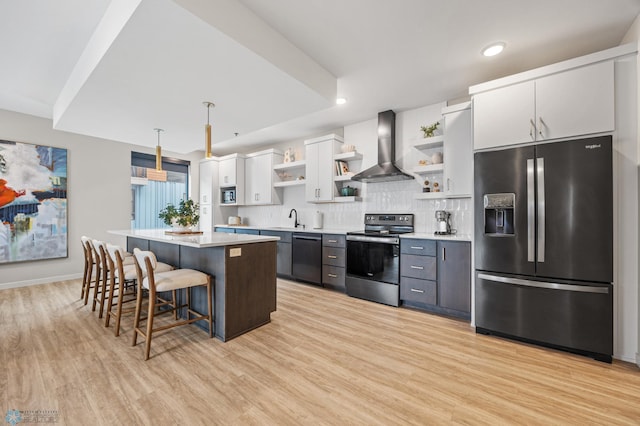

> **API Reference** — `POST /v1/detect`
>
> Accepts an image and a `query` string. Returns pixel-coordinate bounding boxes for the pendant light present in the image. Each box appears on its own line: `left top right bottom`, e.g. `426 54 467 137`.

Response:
203 101 215 158
147 128 167 182
154 128 164 170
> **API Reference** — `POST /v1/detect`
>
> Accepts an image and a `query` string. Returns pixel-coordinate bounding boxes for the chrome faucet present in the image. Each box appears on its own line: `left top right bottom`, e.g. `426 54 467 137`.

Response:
288 208 300 228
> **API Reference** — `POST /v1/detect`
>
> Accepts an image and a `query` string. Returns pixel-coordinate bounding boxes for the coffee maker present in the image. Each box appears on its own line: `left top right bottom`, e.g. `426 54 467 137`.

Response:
435 210 453 235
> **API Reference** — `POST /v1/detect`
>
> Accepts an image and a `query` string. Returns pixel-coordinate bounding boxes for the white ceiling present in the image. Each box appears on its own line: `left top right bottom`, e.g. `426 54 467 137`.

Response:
1 0 639 155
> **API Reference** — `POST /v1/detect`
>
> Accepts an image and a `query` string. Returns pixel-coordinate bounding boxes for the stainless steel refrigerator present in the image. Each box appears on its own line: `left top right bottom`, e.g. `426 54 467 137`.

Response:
474 135 613 362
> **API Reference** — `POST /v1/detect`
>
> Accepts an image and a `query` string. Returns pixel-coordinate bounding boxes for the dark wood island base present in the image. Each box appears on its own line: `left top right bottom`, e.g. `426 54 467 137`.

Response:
127 236 277 341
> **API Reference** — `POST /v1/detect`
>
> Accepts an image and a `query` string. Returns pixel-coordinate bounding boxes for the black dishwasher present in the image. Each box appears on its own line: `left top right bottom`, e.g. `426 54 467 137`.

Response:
292 233 322 285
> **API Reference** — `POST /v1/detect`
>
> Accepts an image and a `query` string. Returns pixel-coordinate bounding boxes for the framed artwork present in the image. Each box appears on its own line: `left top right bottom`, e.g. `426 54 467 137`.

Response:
0 140 68 264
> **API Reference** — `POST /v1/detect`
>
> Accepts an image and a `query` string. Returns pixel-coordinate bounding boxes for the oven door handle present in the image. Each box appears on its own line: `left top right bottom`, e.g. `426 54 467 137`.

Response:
346 235 399 244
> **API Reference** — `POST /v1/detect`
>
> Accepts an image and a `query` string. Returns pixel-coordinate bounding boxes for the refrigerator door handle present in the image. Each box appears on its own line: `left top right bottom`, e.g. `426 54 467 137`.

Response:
527 159 535 262
537 157 545 262
477 273 610 294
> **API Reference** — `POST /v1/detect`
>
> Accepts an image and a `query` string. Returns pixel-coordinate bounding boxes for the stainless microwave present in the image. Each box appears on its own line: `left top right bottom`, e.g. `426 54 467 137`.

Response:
221 188 236 204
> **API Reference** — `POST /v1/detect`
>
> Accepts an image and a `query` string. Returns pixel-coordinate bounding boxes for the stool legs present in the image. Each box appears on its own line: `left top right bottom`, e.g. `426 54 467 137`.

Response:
144 293 156 361
131 282 144 348
207 277 213 338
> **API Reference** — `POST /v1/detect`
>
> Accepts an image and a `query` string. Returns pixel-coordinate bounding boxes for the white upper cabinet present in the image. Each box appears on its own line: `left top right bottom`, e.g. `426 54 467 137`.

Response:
442 103 472 197
245 149 283 205
535 61 614 141
305 134 343 203
219 154 244 188
473 81 535 150
472 60 615 150
218 154 245 205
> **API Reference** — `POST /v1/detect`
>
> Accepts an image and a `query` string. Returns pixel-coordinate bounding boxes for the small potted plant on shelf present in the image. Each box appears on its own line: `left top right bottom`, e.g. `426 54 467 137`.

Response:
159 198 200 232
420 121 440 138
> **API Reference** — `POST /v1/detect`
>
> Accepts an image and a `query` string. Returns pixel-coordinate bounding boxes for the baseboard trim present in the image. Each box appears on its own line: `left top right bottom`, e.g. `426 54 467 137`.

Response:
0 273 82 291
636 353 640 368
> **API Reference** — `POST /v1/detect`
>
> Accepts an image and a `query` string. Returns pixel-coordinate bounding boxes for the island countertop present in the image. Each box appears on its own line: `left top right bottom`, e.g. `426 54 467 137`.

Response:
109 229 280 248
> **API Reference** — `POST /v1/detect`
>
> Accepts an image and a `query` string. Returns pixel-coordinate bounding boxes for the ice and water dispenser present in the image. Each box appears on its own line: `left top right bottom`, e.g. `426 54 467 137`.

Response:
483 193 515 235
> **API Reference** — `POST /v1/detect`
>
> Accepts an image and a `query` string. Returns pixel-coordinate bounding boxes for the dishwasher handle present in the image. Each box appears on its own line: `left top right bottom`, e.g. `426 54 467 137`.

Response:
293 234 322 241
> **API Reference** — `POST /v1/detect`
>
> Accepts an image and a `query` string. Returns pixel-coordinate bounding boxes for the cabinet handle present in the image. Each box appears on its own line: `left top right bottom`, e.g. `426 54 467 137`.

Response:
328 255 338 259
328 239 338 243
529 119 536 140
410 265 424 270
447 178 450 191
328 273 338 278
410 288 425 293
442 247 446 261
538 117 545 137
410 246 424 250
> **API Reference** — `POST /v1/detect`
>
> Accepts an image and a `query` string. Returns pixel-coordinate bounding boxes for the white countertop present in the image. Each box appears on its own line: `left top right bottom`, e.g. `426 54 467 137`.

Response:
403 233 472 242
215 225 350 235
214 225 472 241
109 229 279 248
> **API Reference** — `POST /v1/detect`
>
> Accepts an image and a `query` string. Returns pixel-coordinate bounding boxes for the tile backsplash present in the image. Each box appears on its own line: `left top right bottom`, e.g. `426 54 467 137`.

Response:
237 180 472 236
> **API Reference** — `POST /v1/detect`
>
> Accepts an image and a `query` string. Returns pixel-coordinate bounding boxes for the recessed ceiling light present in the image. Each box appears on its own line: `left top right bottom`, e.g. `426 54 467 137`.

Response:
336 97 347 105
482 42 505 57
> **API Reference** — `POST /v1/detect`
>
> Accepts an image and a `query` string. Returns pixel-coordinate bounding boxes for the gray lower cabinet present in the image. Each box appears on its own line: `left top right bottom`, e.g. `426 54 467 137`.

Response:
214 226 260 235
214 226 236 233
260 230 292 277
400 238 471 320
322 234 346 291
437 240 471 314
235 228 260 235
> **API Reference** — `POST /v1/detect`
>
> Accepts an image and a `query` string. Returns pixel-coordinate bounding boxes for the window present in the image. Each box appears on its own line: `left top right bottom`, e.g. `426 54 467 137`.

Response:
130 152 190 229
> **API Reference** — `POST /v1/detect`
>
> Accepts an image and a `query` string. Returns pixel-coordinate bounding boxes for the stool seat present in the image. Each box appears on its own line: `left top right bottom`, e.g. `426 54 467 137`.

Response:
142 269 209 292
117 261 172 281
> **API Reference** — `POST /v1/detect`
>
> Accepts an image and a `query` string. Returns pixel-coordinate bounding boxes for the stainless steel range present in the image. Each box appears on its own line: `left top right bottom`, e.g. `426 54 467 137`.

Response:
345 214 414 306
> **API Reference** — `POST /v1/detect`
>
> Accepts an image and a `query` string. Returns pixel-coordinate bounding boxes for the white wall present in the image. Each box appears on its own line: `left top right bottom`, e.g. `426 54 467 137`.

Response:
622 14 640 367
0 108 201 289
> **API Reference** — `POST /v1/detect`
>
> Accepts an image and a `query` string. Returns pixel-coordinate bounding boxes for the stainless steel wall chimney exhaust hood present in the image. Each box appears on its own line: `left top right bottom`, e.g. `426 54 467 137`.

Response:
351 110 414 183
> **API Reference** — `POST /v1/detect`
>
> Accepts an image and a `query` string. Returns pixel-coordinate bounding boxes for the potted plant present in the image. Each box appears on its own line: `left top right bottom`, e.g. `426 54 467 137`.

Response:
159 198 200 231
420 121 440 138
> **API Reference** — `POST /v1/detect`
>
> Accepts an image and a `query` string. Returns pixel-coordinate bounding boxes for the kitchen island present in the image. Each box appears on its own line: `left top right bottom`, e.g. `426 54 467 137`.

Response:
109 229 279 341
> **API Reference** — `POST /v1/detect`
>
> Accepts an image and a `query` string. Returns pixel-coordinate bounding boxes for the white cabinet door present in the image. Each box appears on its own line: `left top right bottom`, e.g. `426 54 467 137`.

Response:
305 141 335 202
219 158 236 187
316 141 335 202
443 106 472 196
473 80 535 150
199 204 213 232
245 154 272 205
199 159 216 205
535 61 614 141
305 143 320 202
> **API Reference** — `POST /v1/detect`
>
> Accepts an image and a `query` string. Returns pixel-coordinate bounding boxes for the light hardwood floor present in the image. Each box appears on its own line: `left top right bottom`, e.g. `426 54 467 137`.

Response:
1 278 639 425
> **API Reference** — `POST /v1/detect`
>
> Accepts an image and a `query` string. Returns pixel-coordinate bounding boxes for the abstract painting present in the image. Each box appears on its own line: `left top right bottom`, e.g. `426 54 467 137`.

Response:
0 140 67 264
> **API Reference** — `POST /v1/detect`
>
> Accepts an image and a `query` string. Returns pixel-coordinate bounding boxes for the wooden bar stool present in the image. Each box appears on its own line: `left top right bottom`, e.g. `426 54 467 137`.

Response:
85 239 105 309
80 236 96 302
131 250 213 360
104 245 172 336
90 240 111 317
